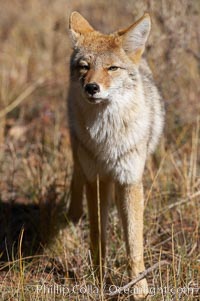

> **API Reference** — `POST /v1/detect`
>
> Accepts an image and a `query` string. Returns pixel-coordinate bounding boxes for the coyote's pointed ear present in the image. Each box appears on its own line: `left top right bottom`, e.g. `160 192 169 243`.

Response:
118 13 151 61
69 11 94 45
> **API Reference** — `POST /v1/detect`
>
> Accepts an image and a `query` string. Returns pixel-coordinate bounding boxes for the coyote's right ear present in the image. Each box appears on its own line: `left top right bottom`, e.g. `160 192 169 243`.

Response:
69 11 94 45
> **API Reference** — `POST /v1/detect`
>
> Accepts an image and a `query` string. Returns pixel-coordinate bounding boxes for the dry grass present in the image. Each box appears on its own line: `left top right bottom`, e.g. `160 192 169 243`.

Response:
0 0 199 300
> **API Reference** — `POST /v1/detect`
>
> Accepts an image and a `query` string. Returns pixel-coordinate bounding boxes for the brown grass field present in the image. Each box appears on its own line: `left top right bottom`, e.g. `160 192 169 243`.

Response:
0 0 199 300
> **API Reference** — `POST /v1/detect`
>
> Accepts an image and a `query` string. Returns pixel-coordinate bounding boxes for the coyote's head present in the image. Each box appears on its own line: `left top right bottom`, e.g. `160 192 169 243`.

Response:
69 12 151 105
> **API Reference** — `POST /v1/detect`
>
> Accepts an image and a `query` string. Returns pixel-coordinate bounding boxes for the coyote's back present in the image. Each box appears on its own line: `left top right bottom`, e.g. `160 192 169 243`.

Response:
67 11 164 300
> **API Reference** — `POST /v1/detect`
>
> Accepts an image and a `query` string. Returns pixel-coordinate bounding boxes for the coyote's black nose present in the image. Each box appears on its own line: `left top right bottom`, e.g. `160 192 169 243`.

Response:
85 83 100 96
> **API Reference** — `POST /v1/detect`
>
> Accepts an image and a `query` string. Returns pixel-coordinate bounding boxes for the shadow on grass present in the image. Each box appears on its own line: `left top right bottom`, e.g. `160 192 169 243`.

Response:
0 197 67 263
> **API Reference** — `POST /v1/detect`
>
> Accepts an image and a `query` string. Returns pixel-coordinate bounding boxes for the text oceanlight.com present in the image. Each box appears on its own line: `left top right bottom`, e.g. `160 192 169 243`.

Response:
36 284 198 297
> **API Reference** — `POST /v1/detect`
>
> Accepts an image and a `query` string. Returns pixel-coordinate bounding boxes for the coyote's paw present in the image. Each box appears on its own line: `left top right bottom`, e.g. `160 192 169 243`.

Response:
133 278 149 301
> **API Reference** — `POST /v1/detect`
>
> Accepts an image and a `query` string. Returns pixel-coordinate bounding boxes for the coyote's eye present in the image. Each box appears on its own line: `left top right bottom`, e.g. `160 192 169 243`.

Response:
108 66 119 71
79 63 90 71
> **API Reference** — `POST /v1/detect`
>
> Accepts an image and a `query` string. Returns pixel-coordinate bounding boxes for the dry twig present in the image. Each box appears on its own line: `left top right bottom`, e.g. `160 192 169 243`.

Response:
0 78 45 119
109 260 169 297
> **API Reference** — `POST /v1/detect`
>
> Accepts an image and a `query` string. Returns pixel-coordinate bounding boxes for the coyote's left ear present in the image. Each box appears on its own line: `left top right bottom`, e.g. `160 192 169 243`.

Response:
69 11 94 46
118 13 151 60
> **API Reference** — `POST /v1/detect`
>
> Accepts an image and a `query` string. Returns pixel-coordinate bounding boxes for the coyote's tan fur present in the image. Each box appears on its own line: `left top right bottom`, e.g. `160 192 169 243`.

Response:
67 11 164 300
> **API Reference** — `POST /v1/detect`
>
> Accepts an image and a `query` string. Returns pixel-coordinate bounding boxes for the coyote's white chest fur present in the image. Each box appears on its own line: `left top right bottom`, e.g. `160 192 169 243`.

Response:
70 78 153 184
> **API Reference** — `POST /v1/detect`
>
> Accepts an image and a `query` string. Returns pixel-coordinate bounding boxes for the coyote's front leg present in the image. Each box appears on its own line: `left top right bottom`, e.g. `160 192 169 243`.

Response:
68 159 85 223
86 179 112 275
116 182 148 300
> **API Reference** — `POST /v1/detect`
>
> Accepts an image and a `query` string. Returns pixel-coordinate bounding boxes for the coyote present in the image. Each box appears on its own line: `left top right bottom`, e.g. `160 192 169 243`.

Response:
67 11 164 300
